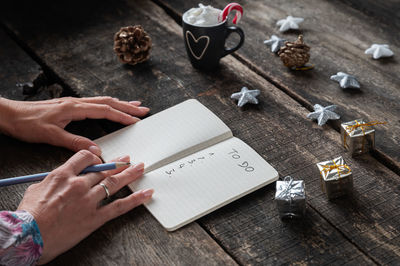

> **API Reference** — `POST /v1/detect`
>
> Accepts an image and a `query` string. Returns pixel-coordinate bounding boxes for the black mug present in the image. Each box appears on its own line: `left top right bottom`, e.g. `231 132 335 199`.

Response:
182 18 245 70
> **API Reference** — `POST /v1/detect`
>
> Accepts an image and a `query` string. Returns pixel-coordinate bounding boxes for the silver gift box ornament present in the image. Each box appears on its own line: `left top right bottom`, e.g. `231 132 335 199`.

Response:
317 156 353 200
275 176 306 219
341 119 378 156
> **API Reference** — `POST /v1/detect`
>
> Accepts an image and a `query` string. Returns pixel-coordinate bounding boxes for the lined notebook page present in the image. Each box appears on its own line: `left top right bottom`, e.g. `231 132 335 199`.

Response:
95 99 232 173
131 137 279 231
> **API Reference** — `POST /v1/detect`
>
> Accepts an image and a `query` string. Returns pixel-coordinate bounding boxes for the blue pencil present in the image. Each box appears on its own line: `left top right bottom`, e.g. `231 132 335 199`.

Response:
0 162 130 187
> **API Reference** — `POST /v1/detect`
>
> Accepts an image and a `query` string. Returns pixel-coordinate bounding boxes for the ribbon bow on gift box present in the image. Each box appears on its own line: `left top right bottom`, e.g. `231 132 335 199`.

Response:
343 120 387 152
318 156 352 181
317 156 353 199
320 163 351 179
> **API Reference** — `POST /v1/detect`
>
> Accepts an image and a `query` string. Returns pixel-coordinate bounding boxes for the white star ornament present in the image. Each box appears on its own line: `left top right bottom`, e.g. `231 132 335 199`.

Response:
365 44 393 59
276 16 304 32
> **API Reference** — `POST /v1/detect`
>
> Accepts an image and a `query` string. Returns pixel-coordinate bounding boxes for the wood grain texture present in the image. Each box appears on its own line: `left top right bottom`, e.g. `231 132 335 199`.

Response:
337 0 400 29
0 28 43 100
196 55 400 265
0 1 397 264
49 200 237 266
1 0 399 264
159 0 400 173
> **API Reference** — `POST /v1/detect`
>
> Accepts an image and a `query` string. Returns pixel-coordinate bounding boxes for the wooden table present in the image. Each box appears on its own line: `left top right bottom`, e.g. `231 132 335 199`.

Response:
0 0 399 264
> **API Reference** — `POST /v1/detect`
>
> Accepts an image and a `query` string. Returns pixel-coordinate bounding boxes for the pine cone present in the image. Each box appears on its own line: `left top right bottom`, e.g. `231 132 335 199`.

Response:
114 26 152 65
278 35 310 68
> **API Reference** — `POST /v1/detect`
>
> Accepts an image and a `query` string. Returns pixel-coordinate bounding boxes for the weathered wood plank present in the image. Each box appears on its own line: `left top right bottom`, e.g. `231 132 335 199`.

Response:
0 28 44 100
0 0 394 264
49 202 237 266
337 0 400 29
196 56 400 265
158 0 400 173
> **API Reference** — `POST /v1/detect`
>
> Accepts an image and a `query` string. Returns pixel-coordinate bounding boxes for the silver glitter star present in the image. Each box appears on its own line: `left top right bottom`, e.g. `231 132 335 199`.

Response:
264 35 286 53
307 104 340 126
330 72 360 89
231 87 260 107
365 44 394 59
276 16 304 32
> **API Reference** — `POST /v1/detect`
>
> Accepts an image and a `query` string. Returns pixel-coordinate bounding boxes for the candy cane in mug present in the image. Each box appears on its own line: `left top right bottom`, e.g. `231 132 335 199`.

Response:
218 3 243 24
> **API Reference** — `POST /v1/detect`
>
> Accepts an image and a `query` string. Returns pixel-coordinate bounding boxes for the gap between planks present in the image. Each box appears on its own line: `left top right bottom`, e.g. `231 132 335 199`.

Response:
307 201 380 265
0 23 80 98
150 0 400 178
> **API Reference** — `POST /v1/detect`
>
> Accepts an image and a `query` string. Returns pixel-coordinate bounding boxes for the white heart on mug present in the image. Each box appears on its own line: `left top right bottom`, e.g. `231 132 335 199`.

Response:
185 31 210 60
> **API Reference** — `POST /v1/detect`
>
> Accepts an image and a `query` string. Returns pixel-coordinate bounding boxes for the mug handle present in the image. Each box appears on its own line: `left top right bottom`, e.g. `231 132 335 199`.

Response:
222 26 245 57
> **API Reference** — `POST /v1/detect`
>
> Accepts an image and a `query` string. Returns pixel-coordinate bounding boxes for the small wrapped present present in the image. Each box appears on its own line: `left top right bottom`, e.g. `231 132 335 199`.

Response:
275 176 306 219
317 156 353 200
341 119 386 156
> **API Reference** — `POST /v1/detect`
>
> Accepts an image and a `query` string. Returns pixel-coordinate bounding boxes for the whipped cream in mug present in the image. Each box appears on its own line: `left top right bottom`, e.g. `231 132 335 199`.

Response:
183 4 222 26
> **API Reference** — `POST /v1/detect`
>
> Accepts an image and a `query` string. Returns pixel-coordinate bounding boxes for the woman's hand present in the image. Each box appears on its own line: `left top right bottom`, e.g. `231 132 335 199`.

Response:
0 96 149 155
17 150 153 264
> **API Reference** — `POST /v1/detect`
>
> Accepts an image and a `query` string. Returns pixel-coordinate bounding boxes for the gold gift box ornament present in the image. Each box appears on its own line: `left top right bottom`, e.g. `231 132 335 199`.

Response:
341 119 387 157
317 156 353 200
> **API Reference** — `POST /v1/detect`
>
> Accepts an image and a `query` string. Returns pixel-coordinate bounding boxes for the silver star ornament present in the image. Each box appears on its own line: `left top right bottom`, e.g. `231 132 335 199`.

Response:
231 87 260 107
307 104 340 126
276 16 304 32
365 44 394 59
330 72 360 89
264 35 286 53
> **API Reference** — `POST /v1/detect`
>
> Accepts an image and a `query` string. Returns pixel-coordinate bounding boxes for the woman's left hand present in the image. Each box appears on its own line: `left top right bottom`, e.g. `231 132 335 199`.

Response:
0 96 149 155
17 151 153 264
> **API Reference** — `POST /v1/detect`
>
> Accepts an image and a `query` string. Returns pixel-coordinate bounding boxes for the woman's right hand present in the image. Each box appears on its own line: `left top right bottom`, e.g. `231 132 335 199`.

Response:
17 150 153 264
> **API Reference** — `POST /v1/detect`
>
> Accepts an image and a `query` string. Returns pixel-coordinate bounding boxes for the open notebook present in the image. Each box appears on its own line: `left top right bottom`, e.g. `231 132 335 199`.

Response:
95 99 278 231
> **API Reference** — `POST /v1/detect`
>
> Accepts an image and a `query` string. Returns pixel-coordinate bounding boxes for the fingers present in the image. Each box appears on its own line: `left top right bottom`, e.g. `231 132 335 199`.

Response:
129 101 142 106
69 102 141 125
58 150 102 176
84 155 131 187
78 97 150 118
99 188 154 222
91 163 145 202
84 172 106 188
48 126 102 156
102 155 131 176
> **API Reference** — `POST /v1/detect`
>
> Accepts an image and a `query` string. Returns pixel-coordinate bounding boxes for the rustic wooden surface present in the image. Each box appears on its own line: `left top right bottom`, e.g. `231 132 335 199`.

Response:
158 0 400 174
0 28 43 100
338 0 400 29
0 0 399 265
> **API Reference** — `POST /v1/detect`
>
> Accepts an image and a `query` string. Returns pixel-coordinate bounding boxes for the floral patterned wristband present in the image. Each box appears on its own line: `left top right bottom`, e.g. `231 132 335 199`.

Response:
0 210 43 266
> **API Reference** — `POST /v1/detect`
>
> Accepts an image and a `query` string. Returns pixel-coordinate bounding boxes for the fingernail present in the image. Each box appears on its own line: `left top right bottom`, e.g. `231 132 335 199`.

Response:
118 155 130 162
130 101 141 106
88 145 102 156
126 116 140 125
133 162 144 171
131 116 141 123
142 188 154 198
139 107 150 112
